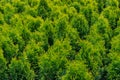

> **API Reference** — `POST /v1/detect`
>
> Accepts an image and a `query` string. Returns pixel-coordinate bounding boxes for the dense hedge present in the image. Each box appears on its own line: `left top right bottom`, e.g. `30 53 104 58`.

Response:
0 0 120 80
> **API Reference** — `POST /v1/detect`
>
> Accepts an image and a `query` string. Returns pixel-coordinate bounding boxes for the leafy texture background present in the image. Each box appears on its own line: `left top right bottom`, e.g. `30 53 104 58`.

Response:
0 0 120 80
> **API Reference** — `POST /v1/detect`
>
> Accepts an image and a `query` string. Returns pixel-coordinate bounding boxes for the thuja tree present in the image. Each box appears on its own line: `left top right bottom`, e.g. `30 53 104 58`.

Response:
1 36 18 62
71 14 89 39
80 1 98 26
66 26 81 53
39 52 68 80
23 15 43 32
24 40 44 79
0 24 25 59
95 0 106 13
107 56 120 80
36 19 54 51
106 34 120 80
62 61 93 80
9 58 35 80
4 3 14 24
54 14 68 40
38 39 71 80
107 43 120 80
86 28 110 80
37 0 51 20
71 2 81 13
101 7 119 30
39 19 55 46
75 40 104 80
11 0 25 13
8 28 25 57
91 16 112 50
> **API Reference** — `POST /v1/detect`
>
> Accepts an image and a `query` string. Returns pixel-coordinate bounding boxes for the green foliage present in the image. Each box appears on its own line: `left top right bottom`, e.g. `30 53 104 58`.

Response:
0 0 120 80
71 14 89 38
81 1 98 26
102 7 119 29
26 7 38 17
0 12 4 25
107 60 120 80
28 0 39 7
66 26 80 52
12 0 25 13
37 0 51 19
105 0 119 8
117 19 120 27
76 40 104 79
111 34 120 53
1 38 18 62
38 39 72 79
24 40 44 79
4 3 14 24
9 58 35 80
107 53 120 80
0 49 7 80
107 32 120 80
71 2 80 13
92 16 112 40
62 61 93 80
26 16 42 32
55 14 68 40
90 16 112 50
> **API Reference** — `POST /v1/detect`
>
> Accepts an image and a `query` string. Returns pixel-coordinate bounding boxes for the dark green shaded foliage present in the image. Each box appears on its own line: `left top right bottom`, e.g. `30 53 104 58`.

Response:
96 0 106 13
27 17 41 32
0 5 4 14
81 1 98 26
12 1 25 13
2 39 18 62
21 28 31 45
42 20 54 46
71 14 89 39
0 13 4 25
27 8 38 17
54 15 68 40
71 2 80 13
37 0 51 20
8 29 25 52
